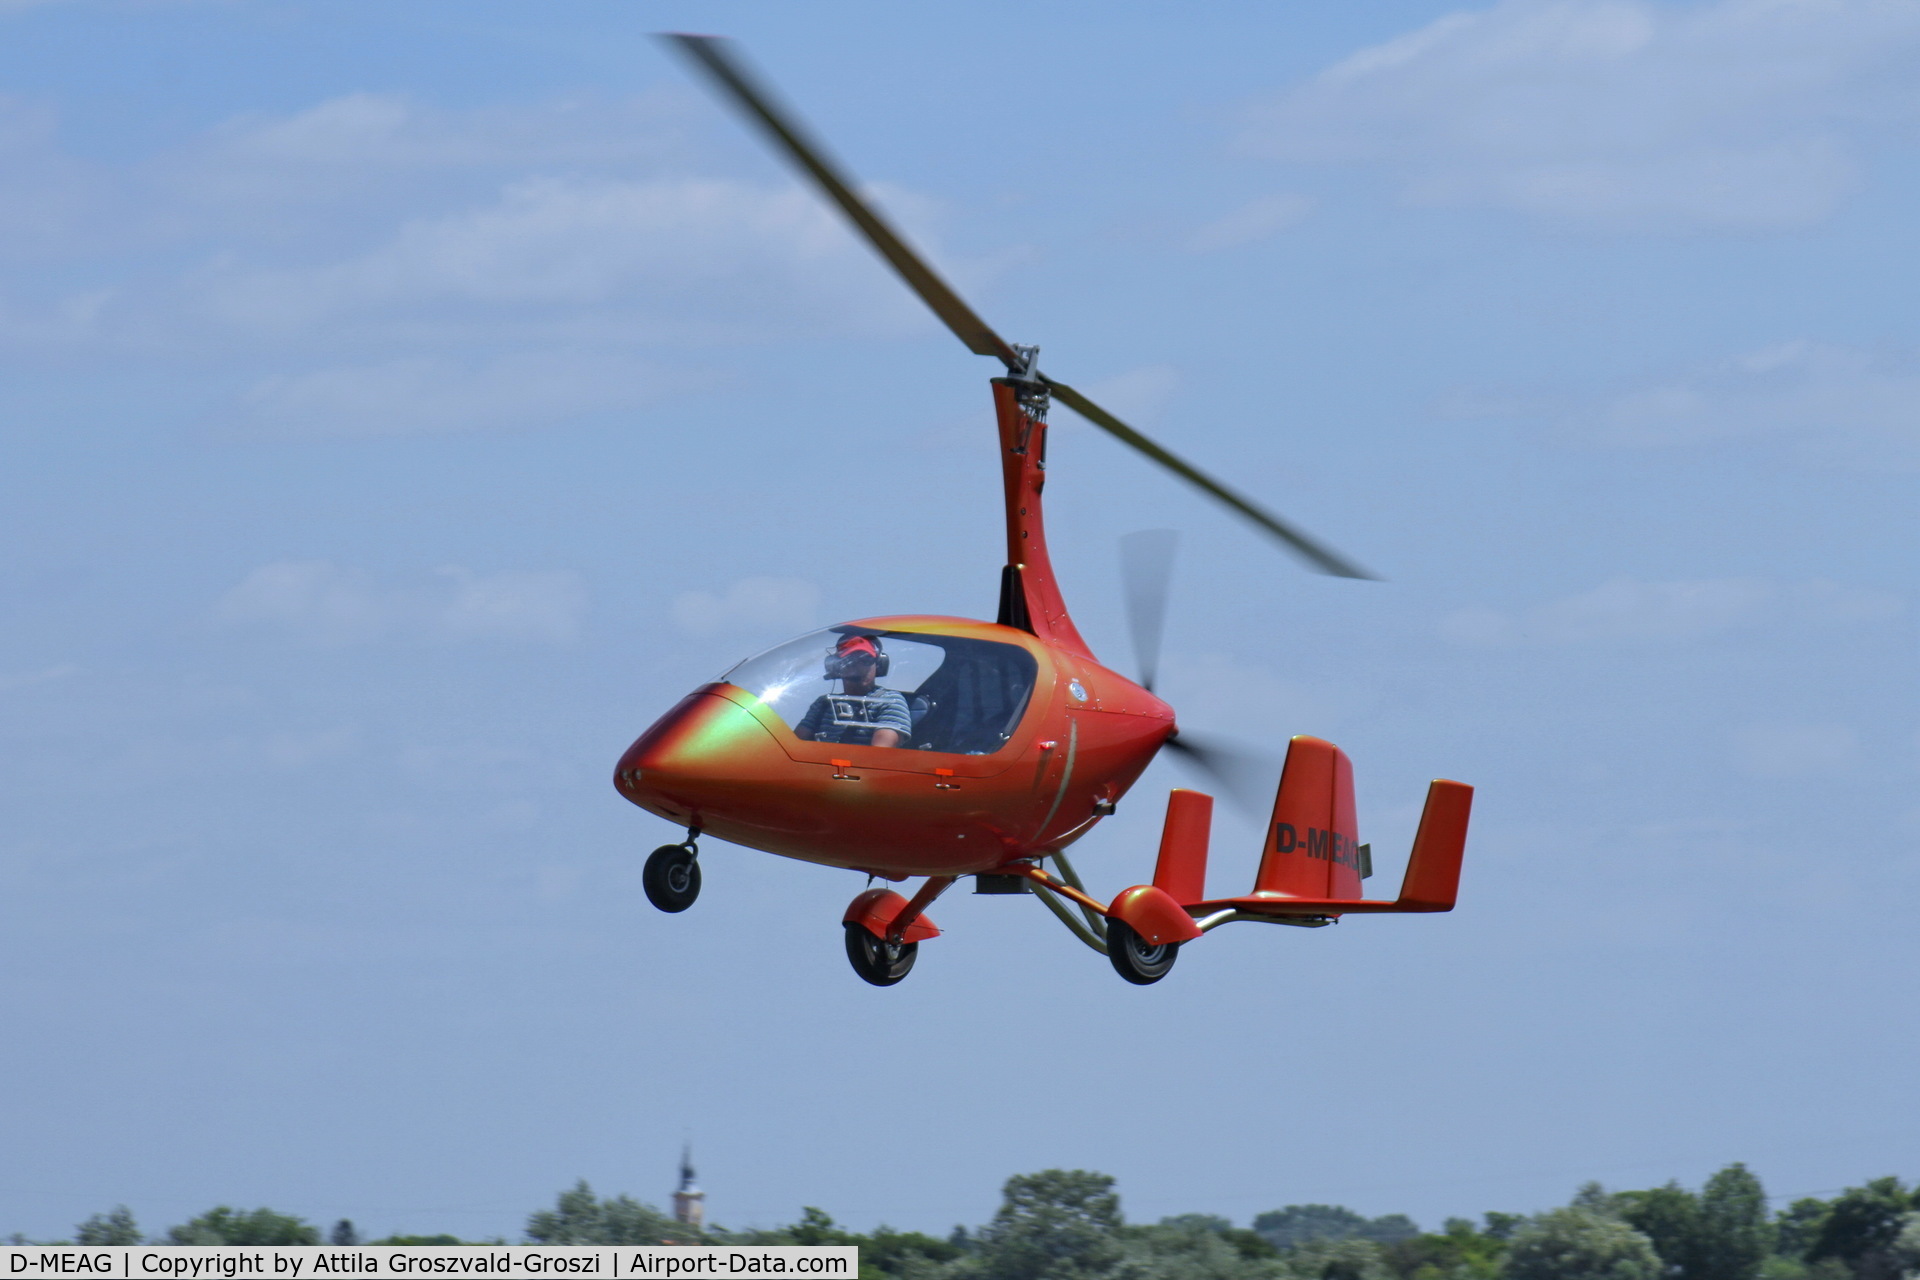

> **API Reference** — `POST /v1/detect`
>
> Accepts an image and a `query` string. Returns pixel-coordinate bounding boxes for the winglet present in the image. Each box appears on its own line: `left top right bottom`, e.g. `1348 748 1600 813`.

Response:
1151 788 1213 906
1395 780 1473 911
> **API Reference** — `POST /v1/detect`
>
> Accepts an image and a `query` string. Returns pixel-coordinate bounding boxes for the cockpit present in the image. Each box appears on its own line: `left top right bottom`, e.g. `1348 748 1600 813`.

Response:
721 626 1040 754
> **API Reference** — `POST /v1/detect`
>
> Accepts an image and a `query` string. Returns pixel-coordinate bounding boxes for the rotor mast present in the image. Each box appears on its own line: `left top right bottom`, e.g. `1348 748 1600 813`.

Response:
992 357 1095 656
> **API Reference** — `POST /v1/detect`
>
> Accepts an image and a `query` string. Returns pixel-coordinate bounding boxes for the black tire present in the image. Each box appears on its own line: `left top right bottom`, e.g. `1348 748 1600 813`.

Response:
643 844 701 913
844 922 917 986
1107 918 1178 985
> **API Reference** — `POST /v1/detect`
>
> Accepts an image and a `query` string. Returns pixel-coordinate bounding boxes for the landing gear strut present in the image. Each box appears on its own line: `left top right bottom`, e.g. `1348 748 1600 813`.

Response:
643 834 701 913
844 923 917 986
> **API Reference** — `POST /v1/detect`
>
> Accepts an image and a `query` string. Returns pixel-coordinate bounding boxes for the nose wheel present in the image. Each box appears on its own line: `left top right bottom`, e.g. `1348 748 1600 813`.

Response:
643 842 701 913
844 923 917 986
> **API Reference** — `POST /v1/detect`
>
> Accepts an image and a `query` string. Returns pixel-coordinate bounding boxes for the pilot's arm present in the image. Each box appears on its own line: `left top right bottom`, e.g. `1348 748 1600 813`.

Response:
868 690 912 749
794 696 828 741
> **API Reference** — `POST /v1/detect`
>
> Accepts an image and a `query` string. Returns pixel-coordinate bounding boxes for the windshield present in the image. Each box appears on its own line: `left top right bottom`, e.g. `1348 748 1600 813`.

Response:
721 626 1039 754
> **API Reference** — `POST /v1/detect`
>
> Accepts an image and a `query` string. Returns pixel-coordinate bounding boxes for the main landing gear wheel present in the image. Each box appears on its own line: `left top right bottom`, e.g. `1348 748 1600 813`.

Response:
1106 919 1178 985
844 923 917 987
643 844 701 913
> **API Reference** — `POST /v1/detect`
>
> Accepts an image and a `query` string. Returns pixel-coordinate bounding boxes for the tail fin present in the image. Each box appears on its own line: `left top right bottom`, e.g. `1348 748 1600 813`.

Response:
1151 789 1213 906
1253 736 1364 899
1395 779 1472 910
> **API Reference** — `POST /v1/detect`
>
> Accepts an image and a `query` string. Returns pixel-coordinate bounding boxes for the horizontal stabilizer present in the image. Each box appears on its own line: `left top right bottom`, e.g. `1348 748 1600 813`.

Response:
1188 779 1472 918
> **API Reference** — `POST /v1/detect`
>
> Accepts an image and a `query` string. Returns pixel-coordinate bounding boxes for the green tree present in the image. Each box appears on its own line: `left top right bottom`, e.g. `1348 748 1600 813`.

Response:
526 1181 679 1245
75 1207 141 1245
1777 1201 1833 1262
330 1220 360 1247
1111 1214 1279 1280
751 1207 961 1280
977 1170 1125 1280
1378 1217 1505 1279
1276 1238 1390 1280
1615 1182 1701 1277
1886 1213 1920 1278
166 1208 320 1245
865 1226 966 1280
1503 1208 1662 1280
1572 1185 1617 1213
1140 1215 1273 1262
1256 1208 1373 1251
786 1209 865 1248
1697 1164 1772 1280
1753 1259 1848 1280
1808 1179 1915 1280
1610 1164 1771 1280
1253 1207 1416 1252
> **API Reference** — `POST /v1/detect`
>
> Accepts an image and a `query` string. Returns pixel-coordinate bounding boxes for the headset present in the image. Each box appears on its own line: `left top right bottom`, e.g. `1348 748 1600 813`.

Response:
824 633 889 678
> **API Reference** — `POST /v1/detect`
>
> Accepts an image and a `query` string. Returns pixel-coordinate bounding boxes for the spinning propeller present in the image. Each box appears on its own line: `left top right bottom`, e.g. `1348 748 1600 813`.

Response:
662 33 1374 582
1120 530 1273 814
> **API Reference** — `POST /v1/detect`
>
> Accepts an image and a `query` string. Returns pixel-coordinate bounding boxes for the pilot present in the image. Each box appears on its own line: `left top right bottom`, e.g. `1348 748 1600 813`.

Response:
794 634 912 748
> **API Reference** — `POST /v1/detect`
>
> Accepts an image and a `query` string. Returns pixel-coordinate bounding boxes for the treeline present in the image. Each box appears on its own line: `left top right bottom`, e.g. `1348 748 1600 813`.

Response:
19 1164 1920 1280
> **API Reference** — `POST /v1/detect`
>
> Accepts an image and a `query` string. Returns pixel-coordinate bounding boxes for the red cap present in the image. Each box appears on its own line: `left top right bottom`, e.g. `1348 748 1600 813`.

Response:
834 635 879 658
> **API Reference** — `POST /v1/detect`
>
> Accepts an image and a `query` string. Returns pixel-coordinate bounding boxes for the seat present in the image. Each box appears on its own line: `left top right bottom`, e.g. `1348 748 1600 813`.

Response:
907 694 937 749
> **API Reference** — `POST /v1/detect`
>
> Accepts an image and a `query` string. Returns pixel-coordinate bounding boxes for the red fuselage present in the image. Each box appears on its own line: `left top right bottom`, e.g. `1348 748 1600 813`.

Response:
616 381 1177 878
615 617 1172 877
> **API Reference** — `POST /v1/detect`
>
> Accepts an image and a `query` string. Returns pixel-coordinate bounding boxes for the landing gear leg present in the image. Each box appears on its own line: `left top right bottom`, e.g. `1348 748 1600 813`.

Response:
643 829 702 913
1106 918 1178 985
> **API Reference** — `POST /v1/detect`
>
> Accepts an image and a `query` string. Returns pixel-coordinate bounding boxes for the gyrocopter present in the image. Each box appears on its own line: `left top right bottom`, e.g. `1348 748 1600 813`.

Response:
614 35 1473 986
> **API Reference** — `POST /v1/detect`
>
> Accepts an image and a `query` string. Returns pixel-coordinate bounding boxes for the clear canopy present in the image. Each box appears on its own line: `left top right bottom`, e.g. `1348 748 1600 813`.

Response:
721 626 1039 754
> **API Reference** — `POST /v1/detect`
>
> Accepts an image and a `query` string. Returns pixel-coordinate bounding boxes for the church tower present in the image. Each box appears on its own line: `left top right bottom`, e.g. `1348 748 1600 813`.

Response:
672 1145 705 1231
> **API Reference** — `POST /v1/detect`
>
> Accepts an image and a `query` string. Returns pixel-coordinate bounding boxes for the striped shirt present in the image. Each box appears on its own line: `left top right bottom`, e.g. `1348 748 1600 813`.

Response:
798 688 912 746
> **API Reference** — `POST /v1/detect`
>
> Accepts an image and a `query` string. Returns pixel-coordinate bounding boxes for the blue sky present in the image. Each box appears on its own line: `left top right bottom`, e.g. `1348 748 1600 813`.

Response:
3 0 1917 1246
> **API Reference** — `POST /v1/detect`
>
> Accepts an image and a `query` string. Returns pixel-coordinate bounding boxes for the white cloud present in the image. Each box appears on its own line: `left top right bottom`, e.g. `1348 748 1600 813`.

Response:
1441 576 1902 646
1245 0 1920 230
670 577 821 636
146 91 698 239
0 90 965 360
235 350 673 436
196 91 683 172
199 173 921 338
1735 722 1860 778
1186 193 1314 252
215 561 585 645
1584 340 1920 466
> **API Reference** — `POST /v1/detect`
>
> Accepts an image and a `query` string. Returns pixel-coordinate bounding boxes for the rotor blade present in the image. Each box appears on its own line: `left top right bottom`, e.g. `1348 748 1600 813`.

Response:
660 33 1022 369
1163 733 1276 818
1120 529 1179 693
1045 379 1377 580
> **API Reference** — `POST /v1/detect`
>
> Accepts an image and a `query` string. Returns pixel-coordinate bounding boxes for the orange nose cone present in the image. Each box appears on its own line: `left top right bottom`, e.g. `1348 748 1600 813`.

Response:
616 691 757 809
613 689 790 831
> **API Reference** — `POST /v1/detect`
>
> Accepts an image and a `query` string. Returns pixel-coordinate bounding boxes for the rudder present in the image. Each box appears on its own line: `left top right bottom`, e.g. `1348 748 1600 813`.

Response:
1253 736 1365 899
